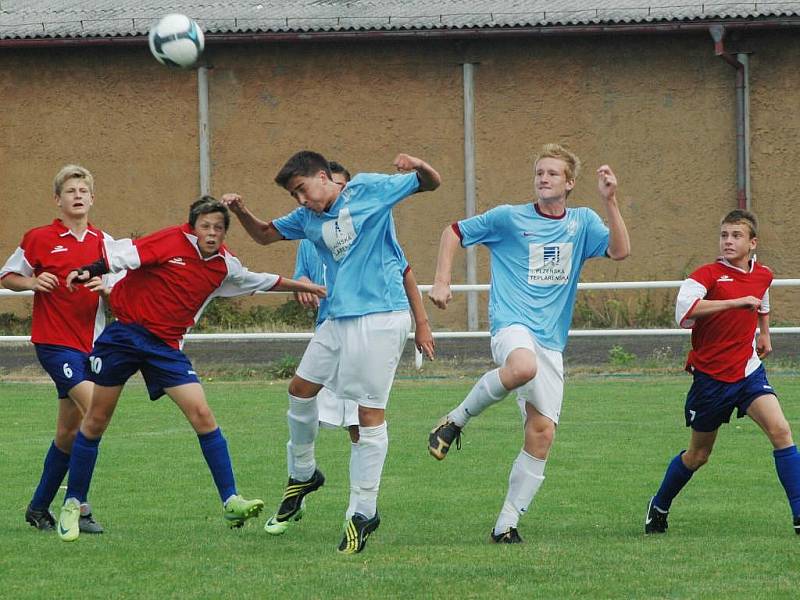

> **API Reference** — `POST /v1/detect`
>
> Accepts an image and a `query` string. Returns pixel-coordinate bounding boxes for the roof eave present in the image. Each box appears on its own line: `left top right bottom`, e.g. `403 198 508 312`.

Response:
1 17 799 48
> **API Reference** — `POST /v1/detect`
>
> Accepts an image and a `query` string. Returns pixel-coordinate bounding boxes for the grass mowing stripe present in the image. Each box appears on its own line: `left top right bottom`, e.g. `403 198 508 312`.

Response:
1 377 797 598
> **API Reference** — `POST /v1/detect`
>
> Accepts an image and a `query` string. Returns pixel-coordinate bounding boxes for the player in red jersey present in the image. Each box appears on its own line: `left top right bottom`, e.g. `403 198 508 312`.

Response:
645 210 800 535
1 165 111 533
53 197 326 542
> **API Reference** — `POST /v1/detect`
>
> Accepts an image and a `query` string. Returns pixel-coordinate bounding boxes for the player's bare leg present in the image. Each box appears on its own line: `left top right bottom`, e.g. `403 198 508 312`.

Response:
168 383 263 528
747 394 800 533
59 384 123 541
493 404 553 543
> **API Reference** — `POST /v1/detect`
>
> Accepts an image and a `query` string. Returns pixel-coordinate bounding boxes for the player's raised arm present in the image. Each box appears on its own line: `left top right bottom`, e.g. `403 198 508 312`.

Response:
596 165 630 261
428 225 461 310
221 193 285 245
393 153 441 192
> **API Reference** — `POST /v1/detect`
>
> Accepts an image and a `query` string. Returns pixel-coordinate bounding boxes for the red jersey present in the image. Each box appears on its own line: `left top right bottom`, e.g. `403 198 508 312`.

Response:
676 258 772 382
104 224 281 349
0 219 111 353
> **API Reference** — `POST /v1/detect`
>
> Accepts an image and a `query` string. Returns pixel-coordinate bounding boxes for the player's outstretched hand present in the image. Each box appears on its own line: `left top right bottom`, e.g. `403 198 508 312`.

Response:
428 282 452 310
65 269 91 292
31 272 59 293
596 165 617 200
415 320 436 360
221 193 245 213
294 290 320 309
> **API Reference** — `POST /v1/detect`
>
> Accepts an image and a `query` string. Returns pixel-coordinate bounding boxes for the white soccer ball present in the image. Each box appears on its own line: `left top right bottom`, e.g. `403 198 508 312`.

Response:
148 14 205 68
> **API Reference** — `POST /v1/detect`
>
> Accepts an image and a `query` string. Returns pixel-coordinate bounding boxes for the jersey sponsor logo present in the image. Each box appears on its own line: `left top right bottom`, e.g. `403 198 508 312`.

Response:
168 257 187 266
528 242 573 285
522 231 535 237
50 245 68 254
716 275 734 282
322 207 357 262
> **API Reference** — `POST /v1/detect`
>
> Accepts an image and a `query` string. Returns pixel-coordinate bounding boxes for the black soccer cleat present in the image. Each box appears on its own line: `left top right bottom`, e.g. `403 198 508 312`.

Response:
490 527 523 544
78 504 105 534
338 512 381 554
794 515 800 536
645 496 669 534
25 504 56 531
428 417 462 461
275 468 325 522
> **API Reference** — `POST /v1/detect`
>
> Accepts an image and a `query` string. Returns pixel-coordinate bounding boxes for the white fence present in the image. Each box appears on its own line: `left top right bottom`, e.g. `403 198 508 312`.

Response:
2 280 800 343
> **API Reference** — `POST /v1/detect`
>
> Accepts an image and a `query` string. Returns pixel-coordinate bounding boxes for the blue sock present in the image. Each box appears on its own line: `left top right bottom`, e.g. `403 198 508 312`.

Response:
774 445 800 517
653 451 695 512
30 441 70 510
198 428 237 503
65 431 101 504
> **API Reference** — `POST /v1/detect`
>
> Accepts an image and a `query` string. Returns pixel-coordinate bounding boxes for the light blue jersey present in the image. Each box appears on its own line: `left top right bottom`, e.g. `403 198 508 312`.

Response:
293 239 328 326
275 172 418 319
458 203 609 352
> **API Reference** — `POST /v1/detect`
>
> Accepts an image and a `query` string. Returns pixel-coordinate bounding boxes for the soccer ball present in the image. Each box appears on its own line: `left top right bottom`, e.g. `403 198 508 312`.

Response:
148 14 205 68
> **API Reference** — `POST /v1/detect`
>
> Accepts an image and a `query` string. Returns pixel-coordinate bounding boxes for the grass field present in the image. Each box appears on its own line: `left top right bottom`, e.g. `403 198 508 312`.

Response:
1 375 798 599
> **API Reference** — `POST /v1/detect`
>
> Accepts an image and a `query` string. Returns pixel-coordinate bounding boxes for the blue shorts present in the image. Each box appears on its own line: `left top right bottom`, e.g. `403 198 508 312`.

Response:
35 344 90 399
88 321 199 400
685 365 777 432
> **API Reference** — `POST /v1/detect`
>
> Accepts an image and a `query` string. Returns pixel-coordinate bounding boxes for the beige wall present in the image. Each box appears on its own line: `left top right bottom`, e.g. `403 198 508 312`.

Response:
2 31 799 328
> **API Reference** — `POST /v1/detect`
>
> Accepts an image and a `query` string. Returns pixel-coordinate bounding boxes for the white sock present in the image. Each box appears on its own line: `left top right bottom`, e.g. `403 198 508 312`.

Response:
449 369 509 428
494 450 546 535
354 422 388 519
287 393 319 481
346 442 360 520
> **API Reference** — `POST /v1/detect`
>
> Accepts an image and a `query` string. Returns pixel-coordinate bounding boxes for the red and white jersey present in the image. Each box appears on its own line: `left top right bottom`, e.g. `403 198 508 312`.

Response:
104 223 281 349
675 257 772 382
0 219 112 353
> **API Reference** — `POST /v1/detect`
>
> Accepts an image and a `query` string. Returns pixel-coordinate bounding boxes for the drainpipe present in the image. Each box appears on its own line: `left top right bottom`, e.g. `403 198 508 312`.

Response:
709 25 750 210
463 62 478 331
197 65 211 196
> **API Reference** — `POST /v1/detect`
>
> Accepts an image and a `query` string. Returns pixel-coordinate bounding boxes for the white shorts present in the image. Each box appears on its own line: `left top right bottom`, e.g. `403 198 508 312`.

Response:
317 386 359 429
490 324 565 424
296 311 411 410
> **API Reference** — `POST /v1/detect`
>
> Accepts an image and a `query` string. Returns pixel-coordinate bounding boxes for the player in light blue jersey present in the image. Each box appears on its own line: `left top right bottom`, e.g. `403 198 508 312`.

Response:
277 161 434 534
222 150 440 553
427 143 630 543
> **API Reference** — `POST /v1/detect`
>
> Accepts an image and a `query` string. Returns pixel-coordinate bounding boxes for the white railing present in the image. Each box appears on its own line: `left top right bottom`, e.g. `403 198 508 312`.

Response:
2 280 799 342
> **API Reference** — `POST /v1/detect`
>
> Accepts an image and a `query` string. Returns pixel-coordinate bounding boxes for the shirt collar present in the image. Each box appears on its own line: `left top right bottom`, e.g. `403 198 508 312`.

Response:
54 219 98 241
533 203 567 220
716 255 756 273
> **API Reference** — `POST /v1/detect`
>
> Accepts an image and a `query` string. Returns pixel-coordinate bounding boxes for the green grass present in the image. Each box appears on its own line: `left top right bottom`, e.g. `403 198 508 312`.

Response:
1 376 798 599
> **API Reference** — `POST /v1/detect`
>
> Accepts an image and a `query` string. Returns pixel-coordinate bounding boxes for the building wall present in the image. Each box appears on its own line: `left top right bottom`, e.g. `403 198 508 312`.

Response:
1 30 798 329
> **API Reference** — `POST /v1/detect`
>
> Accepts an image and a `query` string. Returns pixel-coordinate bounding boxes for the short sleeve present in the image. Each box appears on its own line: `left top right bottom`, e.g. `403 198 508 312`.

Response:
273 207 308 241
457 205 510 248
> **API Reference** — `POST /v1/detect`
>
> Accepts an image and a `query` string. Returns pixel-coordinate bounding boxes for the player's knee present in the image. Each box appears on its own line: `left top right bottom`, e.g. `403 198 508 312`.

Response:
82 413 110 438
507 362 537 387
187 405 216 432
684 449 711 470
54 427 78 451
288 376 317 398
766 419 793 448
